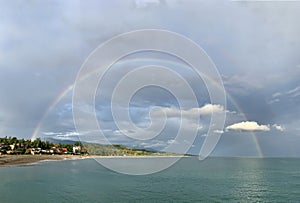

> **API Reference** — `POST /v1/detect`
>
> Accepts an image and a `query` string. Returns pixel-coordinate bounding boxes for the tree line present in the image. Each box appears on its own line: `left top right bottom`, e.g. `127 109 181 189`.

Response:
0 136 85 155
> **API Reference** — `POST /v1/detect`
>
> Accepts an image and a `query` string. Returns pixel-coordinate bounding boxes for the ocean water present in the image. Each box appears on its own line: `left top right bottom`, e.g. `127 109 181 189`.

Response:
0 157 300 202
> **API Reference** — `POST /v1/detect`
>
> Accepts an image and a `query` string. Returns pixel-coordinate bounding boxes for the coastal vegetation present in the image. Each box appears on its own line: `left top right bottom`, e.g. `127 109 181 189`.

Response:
0 136 85 155
0 137 176 156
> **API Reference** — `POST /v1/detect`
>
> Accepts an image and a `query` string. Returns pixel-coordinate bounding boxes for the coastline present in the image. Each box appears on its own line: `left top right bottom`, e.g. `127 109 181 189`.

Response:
0 154 187 167
0 155 85 167
89 155 186 159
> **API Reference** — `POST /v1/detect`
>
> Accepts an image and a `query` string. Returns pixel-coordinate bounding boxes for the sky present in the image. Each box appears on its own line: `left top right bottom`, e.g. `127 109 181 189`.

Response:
0 0 300 157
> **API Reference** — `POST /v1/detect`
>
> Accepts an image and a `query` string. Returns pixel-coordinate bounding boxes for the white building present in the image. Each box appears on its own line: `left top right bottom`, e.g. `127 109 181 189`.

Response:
73 146 81 154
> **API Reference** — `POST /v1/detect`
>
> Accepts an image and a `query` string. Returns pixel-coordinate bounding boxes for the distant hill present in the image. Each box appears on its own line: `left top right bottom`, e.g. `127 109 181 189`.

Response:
42 137 179 156
84 143 178 156
43 137 78 145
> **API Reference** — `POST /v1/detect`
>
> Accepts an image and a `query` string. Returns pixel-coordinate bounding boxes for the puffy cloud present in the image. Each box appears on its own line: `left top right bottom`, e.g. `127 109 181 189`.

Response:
197 104 226 115
151 104 226 118
273 124 284 132
226 121 270 132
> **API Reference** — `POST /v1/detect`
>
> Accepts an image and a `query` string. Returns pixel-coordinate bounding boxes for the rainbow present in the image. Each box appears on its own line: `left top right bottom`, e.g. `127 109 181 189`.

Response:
30 57 263 157
224 93 263 158
30 84 74 141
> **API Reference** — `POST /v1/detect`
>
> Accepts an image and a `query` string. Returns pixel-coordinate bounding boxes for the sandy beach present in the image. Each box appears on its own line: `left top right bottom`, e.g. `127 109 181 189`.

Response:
0 155 85 167
0 155 186 167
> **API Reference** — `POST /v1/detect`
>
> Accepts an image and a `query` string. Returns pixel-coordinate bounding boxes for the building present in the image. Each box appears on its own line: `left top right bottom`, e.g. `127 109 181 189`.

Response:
9 144 15 151
73 146 81 154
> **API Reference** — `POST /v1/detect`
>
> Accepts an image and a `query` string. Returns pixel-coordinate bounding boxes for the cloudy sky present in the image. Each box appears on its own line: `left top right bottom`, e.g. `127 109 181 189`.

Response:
0 0 300 157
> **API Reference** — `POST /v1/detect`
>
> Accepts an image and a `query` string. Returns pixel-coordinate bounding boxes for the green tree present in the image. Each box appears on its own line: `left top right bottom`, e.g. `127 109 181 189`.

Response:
33 138 42 148
75 141 82 147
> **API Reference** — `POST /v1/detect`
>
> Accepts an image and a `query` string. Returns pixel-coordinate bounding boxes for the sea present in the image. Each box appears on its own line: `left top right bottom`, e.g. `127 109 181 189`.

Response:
0 157 300 203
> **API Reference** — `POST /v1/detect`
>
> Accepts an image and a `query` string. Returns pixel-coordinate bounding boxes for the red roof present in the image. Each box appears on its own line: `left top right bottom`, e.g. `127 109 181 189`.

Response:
61 148 68 152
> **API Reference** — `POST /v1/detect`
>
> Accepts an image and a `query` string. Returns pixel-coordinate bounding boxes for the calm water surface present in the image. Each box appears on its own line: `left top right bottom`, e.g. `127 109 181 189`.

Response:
0 157 300 202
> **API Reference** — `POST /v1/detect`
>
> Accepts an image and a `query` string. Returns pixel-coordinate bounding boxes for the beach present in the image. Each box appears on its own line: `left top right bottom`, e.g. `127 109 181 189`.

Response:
0 155 83 167
0 155 186 167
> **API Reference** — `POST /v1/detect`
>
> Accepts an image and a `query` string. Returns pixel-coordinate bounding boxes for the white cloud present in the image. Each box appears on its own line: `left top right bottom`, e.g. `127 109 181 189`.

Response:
286 86 300 95
268 98 280 104
272 92 282 98
43 131 80 140
213 130 224 134
151 104 226 118
273 124 284 132
269 86 300 103
226 121 270 132
167 139 178 145
139 140 167 149
197 104 226 115
43 131 80 136
43 132 58 136
113 129 135 136
134 0 161 9
57 132 79 137
281 86 300 98
197 125 204 130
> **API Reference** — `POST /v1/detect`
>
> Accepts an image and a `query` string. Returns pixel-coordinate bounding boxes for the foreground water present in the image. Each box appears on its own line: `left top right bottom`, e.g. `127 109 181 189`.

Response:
0 157 299 202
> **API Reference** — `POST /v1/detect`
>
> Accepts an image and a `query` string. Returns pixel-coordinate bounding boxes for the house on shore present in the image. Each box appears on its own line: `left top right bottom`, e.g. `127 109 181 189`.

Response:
0 143 7 155
0 147 6 155
73 146 81 154
30 148 41 155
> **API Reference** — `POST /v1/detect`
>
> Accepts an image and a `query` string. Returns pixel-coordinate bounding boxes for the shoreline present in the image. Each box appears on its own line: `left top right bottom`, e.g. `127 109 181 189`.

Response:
0 155 85 167
0 155 187 167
